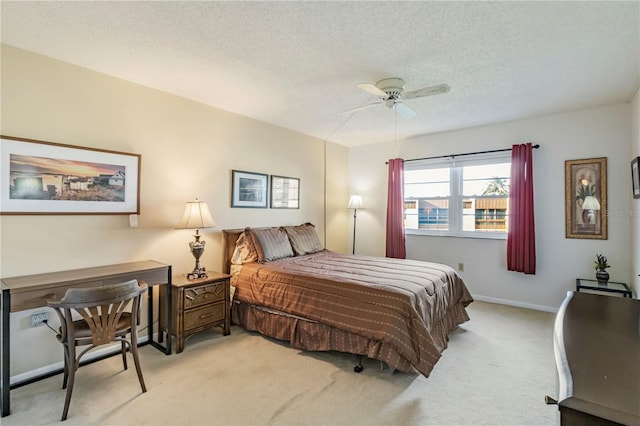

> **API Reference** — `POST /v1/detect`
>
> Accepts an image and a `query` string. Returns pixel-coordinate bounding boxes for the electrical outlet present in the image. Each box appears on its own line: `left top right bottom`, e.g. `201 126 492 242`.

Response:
31 312 49 327
457 262 464 272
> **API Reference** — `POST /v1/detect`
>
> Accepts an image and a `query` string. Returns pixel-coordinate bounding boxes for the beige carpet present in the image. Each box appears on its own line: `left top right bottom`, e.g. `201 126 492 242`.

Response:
3 301 558 426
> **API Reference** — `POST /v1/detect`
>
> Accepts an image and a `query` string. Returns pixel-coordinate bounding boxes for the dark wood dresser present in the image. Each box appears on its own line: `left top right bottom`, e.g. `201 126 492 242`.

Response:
553 291 639 425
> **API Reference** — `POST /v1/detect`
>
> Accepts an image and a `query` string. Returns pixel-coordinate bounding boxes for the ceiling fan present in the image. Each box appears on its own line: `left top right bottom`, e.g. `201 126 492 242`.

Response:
343 78 450 119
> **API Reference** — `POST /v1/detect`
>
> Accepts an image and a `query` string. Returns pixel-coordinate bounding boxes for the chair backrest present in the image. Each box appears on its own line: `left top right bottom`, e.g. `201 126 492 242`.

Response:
48 280 147 346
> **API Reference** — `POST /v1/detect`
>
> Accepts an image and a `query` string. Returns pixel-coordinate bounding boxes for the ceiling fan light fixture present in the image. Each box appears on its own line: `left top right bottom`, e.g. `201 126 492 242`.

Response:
344 77 450 118
375 78 405 94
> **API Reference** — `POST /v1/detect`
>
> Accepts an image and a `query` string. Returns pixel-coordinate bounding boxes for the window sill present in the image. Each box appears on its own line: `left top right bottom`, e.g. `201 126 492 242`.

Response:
405 229 507 240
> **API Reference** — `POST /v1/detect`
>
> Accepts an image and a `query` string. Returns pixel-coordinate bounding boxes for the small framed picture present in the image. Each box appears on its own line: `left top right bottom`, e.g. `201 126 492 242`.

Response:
270 175 300 209
632 157 640 199
231 170 268 208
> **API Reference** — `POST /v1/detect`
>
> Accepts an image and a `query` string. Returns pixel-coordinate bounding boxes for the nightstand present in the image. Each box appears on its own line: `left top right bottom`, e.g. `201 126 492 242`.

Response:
159 271 231 353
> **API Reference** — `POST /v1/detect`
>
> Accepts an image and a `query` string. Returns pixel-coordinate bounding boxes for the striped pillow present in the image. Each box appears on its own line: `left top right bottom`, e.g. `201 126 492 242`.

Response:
249 227 294 262
284 223 324 256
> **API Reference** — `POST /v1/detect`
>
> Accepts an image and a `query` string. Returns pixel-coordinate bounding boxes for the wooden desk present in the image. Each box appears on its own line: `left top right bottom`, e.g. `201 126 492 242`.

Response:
0 260 173 417
553 291 639 425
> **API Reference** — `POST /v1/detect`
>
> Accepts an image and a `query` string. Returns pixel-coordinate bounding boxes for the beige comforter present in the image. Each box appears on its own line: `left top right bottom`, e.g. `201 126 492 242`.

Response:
233 251 473 377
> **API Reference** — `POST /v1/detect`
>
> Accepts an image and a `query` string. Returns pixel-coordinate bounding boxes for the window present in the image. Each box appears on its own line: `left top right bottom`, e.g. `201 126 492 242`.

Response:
404 153 511 239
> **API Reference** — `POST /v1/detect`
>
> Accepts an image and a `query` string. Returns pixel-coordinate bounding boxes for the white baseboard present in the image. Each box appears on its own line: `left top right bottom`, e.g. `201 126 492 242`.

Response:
10 335 150 386
472 294 558 313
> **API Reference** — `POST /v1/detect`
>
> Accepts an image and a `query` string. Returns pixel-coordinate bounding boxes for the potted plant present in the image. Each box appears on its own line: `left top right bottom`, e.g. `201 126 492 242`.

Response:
594 253 610 285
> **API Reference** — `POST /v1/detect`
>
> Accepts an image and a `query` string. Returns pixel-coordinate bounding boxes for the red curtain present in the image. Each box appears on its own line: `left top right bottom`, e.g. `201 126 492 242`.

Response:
507 143 536 274
386 158 406 259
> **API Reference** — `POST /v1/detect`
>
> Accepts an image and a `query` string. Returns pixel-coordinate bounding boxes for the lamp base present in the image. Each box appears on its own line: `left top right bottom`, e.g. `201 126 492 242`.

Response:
187 267 207 280
187 231 208 280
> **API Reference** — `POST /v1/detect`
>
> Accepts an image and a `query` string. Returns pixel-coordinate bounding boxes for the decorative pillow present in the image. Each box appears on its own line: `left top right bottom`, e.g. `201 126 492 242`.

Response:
230 230 258 265
229 264 243 287
249 227 294 262
283 223 324 256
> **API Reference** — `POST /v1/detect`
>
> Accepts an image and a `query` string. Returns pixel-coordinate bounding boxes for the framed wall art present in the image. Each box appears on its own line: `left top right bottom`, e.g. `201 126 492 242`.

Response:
631 157 640 199
564 157 607 239
231 170 268 208
0 135 140 215
270 175 300 209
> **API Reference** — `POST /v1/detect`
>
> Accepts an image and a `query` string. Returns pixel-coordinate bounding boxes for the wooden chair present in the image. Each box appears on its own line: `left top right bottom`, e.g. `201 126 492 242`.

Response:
47 279 148 421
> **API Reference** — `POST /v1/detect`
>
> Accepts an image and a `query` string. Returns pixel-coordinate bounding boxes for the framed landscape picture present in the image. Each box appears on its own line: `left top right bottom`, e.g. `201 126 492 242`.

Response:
564 157 607 239
231 170 268 208
0 135 140 215
270 175 300 209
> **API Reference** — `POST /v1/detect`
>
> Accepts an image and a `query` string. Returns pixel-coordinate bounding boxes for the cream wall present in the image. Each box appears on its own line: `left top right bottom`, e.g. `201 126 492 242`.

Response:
0 45 348 377
350 103 633 311
631 88 640 299
325 142 350 251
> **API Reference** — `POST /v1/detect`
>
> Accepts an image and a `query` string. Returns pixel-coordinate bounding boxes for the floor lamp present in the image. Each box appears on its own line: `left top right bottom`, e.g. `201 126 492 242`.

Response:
348 194 363 254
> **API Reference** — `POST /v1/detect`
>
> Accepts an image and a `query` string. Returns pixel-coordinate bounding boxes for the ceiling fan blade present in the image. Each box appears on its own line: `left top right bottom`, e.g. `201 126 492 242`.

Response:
357 83 388 97
342 102 382 115
394 102 416 119
403 83 450 100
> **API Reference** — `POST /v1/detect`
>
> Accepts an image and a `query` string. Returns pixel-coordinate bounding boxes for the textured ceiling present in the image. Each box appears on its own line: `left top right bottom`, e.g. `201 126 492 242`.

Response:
1 1 639 147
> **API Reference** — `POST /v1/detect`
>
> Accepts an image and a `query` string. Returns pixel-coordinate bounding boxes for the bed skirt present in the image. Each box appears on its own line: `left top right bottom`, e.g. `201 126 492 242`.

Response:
232 300 422 373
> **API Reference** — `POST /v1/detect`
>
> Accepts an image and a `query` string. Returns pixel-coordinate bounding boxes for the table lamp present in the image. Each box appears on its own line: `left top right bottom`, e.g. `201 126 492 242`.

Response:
176 199 215 279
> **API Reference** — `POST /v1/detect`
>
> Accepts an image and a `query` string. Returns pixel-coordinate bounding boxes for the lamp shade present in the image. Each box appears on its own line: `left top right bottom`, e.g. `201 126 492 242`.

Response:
348 194 363 209
582 196 601 211
176 199 215 229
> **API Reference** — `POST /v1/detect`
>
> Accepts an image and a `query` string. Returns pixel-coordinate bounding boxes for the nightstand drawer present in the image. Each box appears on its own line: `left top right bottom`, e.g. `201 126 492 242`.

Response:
184 302 225 331
184 282 225 309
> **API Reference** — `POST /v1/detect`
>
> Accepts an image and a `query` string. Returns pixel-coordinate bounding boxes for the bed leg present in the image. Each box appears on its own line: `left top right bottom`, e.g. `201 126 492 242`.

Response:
354 355 364 373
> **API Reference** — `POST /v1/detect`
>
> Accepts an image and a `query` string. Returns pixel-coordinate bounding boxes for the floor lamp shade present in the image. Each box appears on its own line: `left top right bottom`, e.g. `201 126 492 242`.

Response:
176 199 215 279
348 195 363 210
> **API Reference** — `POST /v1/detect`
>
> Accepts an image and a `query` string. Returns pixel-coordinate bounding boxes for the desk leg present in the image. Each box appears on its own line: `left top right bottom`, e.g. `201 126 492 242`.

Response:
1 288 10 417
148 267 172 355
166 268 172 354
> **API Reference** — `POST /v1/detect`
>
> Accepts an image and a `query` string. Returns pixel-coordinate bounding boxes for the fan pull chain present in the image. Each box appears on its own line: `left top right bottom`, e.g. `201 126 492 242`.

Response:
394 105 398 156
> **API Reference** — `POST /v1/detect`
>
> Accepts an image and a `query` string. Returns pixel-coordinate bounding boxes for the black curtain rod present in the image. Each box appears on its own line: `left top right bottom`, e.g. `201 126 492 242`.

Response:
386 144 540 164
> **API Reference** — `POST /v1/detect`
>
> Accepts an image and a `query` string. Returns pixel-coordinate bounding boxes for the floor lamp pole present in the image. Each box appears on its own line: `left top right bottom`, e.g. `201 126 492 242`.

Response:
352 208 358 255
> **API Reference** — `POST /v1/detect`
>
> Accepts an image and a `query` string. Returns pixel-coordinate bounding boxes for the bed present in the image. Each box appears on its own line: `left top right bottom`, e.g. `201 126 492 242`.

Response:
222 224 473 377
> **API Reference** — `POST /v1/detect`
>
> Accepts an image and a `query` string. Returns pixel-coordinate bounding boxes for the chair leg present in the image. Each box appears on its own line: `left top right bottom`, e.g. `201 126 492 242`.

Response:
129 333 146 393
121 340 128 370
62 345 70 390
61 345 78 421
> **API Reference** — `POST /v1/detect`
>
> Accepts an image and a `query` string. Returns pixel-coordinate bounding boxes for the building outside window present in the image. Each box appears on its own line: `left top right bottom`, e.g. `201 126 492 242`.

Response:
404 153 511 239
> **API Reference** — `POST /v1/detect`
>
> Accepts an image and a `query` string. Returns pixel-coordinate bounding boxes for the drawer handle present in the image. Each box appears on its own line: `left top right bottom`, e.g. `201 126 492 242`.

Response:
199 312 218 319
